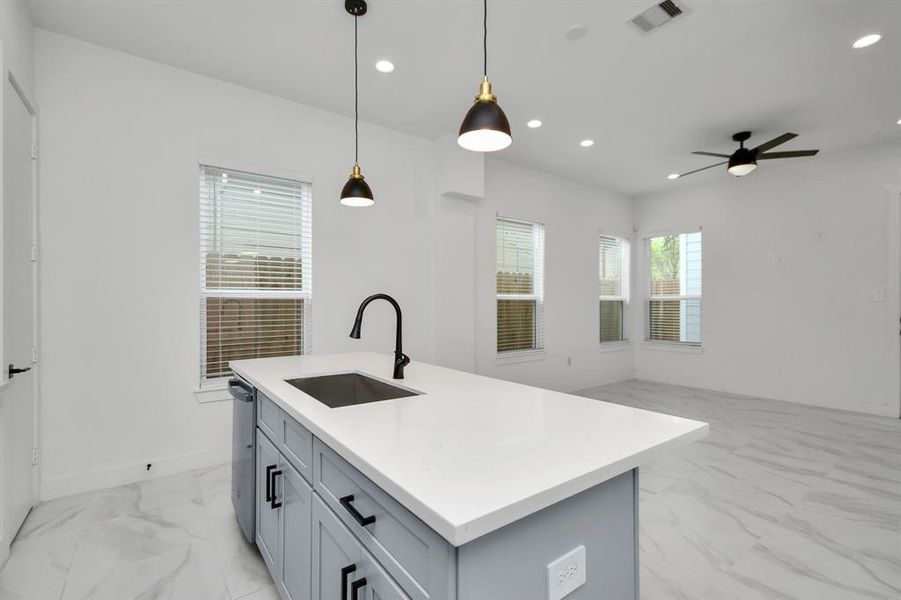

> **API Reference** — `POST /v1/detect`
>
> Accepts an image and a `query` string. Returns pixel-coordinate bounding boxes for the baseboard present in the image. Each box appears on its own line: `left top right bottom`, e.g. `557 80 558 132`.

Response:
39 447 231 501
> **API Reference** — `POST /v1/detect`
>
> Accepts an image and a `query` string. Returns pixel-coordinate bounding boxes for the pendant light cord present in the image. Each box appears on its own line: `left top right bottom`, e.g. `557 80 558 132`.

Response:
483 0 487 76
354 14 359 164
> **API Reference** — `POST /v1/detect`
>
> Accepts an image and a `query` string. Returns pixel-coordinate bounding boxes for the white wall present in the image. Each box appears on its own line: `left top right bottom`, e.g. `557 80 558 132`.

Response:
474 159 635 391
35 30 445 498
1 0 35 100
633 142 901 417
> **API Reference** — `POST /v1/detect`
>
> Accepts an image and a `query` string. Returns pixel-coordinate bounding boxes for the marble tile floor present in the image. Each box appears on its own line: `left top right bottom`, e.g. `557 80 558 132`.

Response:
582 379 901 600
1 379 899 600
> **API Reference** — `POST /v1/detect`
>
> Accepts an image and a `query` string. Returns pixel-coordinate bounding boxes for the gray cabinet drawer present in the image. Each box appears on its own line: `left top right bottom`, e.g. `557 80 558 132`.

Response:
312 495 410 600
257 392 313 484
313 439 455 600
280 413 313 482
257 391 281 442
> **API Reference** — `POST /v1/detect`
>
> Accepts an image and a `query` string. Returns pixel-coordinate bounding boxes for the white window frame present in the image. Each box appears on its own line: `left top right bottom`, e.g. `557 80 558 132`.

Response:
496 216 546 359
198 164 313 388
643 228 703 349
599 233 631 346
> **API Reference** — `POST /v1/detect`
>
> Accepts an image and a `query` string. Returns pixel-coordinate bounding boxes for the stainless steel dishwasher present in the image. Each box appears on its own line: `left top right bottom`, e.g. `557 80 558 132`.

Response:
229 376 256 543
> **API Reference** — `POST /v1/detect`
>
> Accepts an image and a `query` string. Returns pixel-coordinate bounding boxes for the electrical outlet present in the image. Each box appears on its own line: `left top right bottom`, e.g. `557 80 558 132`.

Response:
547 545 586 600
566 356 573 367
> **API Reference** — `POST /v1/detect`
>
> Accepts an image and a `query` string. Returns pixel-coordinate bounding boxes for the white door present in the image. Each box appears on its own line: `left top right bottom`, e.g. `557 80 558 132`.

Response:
0 75 37 558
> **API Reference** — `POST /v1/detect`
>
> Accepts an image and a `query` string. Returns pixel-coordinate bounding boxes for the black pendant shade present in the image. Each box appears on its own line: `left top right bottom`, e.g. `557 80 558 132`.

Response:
458 79 512 152
340 164 374 207
340 0 374 207
457 0 512 153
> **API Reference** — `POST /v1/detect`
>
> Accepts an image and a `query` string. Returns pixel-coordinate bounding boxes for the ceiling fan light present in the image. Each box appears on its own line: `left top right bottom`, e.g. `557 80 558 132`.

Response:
458 78 512 152
727 162 757 177
727 147 757 177
340 164 374 207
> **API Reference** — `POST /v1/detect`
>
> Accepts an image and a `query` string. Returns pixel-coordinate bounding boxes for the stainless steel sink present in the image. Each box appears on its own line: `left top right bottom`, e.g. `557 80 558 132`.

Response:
284 372 419 408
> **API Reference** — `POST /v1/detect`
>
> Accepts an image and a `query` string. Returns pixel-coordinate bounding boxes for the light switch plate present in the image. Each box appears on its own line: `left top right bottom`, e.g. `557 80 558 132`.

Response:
547 545 586 600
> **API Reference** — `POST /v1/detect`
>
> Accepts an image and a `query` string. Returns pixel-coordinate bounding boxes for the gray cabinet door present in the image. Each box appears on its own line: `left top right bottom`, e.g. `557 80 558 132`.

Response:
256 430 281 578
312 495 409 600
278 460 312 600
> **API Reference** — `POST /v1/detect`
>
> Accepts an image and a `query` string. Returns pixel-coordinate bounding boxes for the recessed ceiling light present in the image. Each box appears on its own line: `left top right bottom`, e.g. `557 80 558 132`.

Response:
579 139 594 148
667 173 680 180
375 59 394 73
253 189 262 195
897 118 901 125
527 119 542 128
852 33 881 49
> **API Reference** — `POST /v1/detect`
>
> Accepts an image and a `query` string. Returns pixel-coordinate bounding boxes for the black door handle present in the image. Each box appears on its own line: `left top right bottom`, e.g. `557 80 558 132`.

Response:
341 564 357 600
339 495 376 527
270 470 283 509
8 364 31 379
265 464 276 502
350 577 367 600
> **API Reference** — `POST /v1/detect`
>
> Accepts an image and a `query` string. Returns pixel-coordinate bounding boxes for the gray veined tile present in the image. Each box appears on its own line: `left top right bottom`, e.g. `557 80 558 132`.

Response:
233 584 280 600
66 500 212 588
61 541 228 600
0 529 78 600
797 452 901 529
204 490 272 599
702 507 901 600
640 551 714 600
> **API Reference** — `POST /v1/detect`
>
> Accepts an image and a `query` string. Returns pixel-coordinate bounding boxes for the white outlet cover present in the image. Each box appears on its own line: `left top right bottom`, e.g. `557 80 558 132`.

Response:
547 545 586 600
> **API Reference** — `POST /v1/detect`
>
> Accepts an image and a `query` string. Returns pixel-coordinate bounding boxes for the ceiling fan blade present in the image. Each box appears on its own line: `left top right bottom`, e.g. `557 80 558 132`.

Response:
691 151 731 158
679 161 728 177
752 132 798 153
757 150 820 160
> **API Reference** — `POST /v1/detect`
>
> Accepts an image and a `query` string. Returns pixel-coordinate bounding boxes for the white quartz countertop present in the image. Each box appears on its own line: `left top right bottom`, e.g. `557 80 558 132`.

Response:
232 353 708 546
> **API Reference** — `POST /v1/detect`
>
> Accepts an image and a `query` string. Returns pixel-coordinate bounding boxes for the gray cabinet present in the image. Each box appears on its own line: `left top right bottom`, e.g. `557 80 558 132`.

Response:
312 494 409 600
256 431 281 577
257 428 312 600
313 440 455 600
277 460 312 600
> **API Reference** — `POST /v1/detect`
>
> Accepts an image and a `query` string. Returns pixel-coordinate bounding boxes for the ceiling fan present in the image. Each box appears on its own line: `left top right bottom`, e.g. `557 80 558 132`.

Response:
678 131 819 178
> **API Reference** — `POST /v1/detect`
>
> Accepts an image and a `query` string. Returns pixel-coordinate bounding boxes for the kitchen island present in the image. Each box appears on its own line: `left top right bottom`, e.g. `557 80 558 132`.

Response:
232 352 707 600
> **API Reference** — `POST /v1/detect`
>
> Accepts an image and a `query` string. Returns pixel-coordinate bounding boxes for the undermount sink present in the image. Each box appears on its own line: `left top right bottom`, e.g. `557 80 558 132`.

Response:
285 372 420 408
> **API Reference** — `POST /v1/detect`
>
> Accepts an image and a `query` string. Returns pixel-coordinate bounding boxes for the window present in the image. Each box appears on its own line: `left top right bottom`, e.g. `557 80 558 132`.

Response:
646 230 702 345
199 165 312 382
599 235 629 343
496 217 545 354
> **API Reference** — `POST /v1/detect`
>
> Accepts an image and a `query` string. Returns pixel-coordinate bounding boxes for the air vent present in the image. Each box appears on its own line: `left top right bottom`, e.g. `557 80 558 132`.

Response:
630 0 684 33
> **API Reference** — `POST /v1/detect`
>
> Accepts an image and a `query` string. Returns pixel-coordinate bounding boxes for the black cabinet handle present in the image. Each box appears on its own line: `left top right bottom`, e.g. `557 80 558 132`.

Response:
265 464 276 502
350 577 367 600
340 564 357 600
270 470 283 509
339 495 376 527
8 364 31 379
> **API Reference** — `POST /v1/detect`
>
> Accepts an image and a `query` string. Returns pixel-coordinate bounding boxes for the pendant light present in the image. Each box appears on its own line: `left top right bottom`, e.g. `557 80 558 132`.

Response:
340 0 374 207
457 0 512 152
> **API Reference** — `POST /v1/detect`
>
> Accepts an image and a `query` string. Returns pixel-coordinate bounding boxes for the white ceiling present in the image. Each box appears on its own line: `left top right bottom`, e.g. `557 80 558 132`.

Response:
28 0 901 195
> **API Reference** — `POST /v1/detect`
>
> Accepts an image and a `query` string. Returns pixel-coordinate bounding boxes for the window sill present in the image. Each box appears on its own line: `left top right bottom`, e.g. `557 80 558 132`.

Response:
495 349 546 366
194 383 231 404
641 341 704 354
598 341 632 353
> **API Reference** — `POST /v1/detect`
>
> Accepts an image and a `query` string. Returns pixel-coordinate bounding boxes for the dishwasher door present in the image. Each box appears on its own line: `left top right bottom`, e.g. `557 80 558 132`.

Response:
230 377 256 543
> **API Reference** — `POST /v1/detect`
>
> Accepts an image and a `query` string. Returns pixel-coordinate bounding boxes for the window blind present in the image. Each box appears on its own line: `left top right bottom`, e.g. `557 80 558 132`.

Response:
599 235 629 343
199 165 312 381
496 217 545 353
647 231 701 345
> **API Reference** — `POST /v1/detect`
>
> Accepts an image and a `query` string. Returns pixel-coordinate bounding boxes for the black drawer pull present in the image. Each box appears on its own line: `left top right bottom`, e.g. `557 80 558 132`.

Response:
351 577 367 600
339 495 376 527
265 464 276 502
270 470 283 509
341 564 357 600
